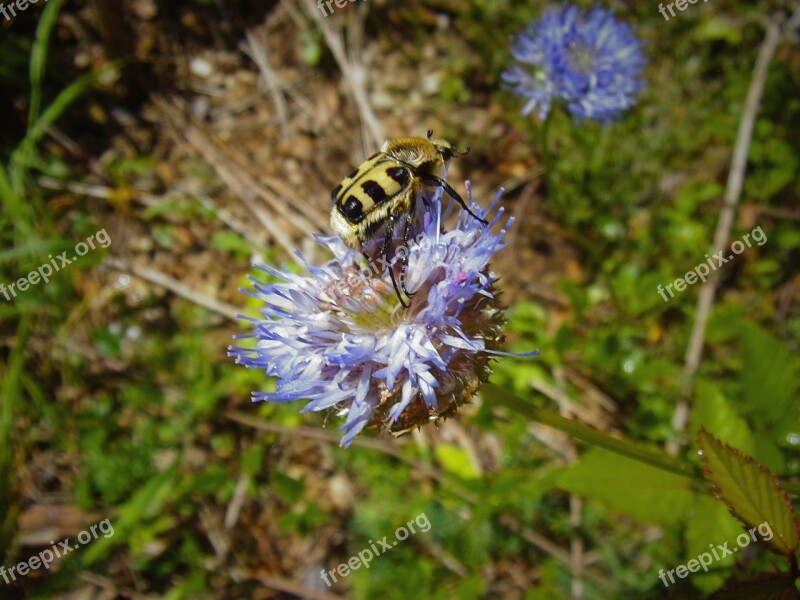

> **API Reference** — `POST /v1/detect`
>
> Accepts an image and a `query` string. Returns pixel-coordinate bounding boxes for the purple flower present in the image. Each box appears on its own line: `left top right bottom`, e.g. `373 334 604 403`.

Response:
503 4 646 122
229 184 525 447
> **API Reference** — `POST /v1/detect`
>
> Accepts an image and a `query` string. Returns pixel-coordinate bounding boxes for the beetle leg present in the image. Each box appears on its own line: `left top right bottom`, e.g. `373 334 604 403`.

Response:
382 214 407 308
419 190 431 211
421 174 488 225
400 205 415 298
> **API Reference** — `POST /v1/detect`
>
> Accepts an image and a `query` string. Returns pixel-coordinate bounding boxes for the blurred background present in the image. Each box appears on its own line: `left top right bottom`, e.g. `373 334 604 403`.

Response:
1 0 799 598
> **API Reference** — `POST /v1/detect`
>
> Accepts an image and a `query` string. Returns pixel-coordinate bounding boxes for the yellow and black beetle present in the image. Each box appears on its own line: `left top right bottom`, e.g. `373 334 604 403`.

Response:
330 130 487 307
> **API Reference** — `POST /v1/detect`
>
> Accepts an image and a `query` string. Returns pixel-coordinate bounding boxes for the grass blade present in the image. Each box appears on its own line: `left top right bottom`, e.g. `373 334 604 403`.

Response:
28 0 62 127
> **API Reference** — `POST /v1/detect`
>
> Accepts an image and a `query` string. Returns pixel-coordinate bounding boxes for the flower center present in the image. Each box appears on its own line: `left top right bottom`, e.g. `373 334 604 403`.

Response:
324 266 405 330
565 38 596 74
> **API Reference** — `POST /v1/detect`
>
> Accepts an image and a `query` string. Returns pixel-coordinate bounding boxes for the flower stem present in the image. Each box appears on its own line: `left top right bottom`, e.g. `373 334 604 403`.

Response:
484 382 699 480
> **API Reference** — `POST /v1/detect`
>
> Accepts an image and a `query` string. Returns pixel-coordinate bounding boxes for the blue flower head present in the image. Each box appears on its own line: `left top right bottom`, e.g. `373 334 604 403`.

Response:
503 4 646 122
230 184 522 447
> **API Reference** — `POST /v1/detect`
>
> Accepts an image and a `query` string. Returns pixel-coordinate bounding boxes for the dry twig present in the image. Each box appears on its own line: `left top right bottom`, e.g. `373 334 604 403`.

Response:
105 256 240 321
240 29 292 141
668 8 796 453
154 96 320 253
297 0 384 149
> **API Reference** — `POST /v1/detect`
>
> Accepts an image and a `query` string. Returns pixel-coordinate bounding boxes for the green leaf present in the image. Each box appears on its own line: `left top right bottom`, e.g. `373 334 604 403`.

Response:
82 461 180 564
697 429 800 556
696 16 743 44
484 382 698 480
690 380 754 456
0 315 31 550
270 471 305 504
738 324 798 435
211 231 252 257
556 449 696 525
241 444 264 476
435 445 481 480
685 495 747 594
28 0 62 126
13 60 123 173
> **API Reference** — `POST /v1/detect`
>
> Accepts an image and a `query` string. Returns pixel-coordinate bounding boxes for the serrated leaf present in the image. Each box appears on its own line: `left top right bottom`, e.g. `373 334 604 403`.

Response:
556 449 695 525
698 429 800 556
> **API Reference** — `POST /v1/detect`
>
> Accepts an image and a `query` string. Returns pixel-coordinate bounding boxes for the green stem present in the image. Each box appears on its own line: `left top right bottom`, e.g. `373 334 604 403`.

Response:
484 382 699 480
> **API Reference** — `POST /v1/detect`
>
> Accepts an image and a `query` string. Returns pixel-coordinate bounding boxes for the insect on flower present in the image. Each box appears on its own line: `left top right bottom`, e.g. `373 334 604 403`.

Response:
330 130 488 307
230 183 536 447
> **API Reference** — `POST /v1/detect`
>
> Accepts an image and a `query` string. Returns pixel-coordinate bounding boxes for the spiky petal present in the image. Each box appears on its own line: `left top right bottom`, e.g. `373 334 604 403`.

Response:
230 185 519 447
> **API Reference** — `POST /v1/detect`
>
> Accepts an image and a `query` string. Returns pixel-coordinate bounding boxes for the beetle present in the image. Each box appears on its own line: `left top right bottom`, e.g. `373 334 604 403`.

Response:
330 131 487 307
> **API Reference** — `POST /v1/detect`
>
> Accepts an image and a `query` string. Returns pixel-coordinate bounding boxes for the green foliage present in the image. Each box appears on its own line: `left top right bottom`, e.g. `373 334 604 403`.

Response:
698 429 799 556
556 449 696 526
1 0 799 598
